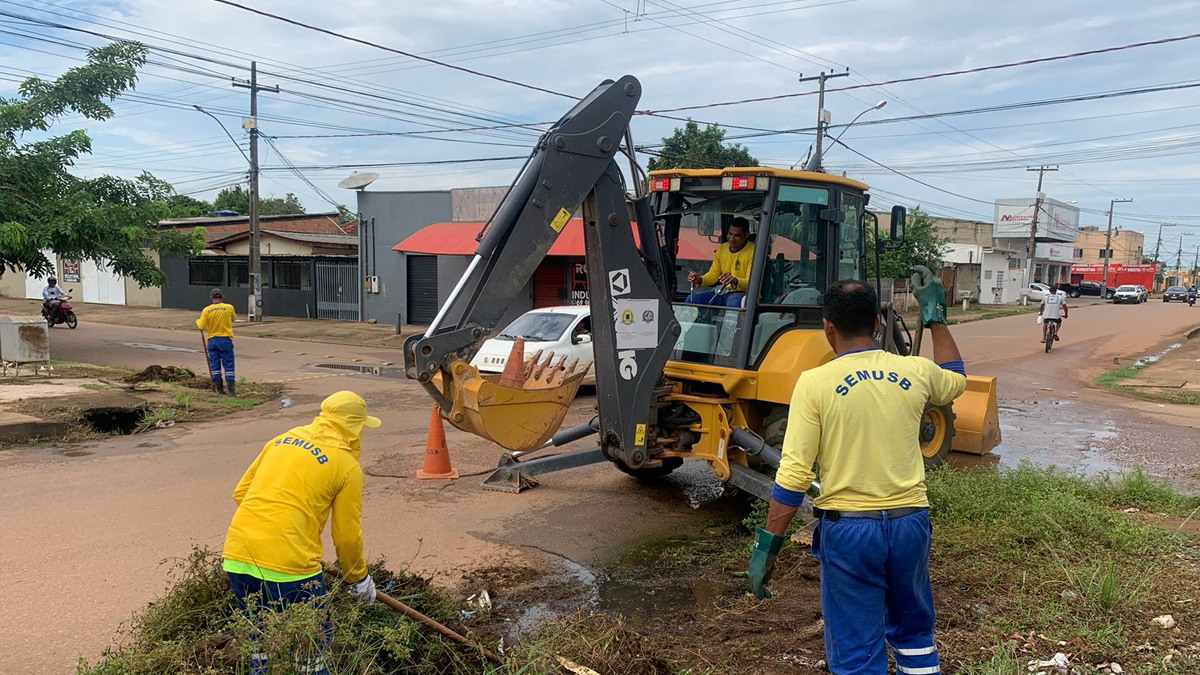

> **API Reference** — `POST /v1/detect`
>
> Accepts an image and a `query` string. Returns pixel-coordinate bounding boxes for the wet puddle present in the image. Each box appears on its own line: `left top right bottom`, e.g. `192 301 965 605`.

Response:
118 342 200 354
982 400 1129 476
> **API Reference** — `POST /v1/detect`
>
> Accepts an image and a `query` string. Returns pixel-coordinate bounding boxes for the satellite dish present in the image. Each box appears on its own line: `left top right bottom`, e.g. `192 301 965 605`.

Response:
338 172 380 190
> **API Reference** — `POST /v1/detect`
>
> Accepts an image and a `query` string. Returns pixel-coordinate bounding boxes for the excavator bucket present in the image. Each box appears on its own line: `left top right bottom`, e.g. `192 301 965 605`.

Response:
950 375 1001 455
438 352 592 452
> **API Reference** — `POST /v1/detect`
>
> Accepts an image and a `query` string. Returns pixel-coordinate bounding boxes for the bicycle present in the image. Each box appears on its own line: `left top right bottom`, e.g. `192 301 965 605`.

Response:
1044 319 1059 353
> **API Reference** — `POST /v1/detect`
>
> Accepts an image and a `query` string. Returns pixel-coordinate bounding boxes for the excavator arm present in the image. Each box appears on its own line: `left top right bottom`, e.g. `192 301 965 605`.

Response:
404 75 680 474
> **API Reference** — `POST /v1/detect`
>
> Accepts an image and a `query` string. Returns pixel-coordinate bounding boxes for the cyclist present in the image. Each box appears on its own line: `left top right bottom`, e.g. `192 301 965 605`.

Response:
1040 283 1067 343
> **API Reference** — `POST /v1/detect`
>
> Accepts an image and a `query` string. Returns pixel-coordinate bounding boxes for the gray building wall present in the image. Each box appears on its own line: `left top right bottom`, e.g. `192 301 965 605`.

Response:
357 190 453 324
160 254 321 318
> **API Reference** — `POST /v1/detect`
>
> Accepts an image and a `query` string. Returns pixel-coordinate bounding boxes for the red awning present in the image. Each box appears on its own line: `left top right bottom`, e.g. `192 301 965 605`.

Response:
395 220 722 260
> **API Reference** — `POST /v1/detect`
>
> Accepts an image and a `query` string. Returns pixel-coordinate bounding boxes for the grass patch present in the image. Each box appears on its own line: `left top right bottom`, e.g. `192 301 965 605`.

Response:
49 360 135 379
1097 365 1200 406
926 464 1200 669
77 549 503 675
138 406 180 430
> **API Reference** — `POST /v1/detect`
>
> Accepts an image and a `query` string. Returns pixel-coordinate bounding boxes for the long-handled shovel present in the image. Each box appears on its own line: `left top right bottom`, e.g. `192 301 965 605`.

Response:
375 590 504 664
199 329 214 382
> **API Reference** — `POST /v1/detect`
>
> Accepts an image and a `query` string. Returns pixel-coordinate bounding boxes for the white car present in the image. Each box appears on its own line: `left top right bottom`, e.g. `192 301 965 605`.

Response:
471 306 596 385
1026 283 1052 302
1112 285 1144 304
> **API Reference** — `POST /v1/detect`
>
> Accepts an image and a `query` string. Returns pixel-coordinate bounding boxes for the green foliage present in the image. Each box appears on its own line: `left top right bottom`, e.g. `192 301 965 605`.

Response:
926 464 1200 660
76 549 502 675
166 195 213 218
866 207 946 280
646 120 757 171
213 186 306 216
0 42 205 286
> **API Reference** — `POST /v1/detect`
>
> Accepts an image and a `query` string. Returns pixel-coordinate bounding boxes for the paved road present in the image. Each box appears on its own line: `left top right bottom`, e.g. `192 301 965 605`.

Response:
1 303 1198 672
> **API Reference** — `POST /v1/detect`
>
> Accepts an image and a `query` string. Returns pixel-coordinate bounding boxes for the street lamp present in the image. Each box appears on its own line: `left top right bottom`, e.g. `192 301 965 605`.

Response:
193 105 250 164
794 100 887 170
193 104 262 322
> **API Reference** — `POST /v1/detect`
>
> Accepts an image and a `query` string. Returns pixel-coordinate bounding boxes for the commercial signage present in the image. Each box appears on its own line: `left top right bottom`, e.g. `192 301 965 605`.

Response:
1072 263 1157 274
1035 243 1074 263
994 197 1079 242
61 260 81 283
570 262 589 305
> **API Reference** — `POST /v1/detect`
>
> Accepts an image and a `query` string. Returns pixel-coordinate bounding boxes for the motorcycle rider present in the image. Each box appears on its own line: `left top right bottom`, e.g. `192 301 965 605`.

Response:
42 277 69 318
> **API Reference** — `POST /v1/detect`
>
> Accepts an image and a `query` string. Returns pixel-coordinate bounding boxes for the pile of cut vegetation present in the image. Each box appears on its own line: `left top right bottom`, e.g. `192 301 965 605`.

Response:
124 365 195 384
77 550 502 675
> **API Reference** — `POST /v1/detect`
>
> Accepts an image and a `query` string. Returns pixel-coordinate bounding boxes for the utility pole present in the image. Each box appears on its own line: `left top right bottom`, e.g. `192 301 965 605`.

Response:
1101 197 1133 292
1152 223 1166 266
801 69 850 172
1024 166 1057 289
232 62 278 322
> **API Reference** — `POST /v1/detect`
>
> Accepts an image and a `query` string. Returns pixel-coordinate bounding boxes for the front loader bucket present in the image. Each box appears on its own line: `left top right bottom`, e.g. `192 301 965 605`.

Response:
439 354 590 452
950 375 1001 455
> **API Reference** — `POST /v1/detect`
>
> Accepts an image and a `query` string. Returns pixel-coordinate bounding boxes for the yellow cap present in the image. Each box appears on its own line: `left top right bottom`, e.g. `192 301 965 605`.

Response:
320 391 382 428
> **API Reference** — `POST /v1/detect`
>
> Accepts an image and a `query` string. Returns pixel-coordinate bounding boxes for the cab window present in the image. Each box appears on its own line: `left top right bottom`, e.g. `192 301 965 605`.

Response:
838 191 865 281
757 184 830 307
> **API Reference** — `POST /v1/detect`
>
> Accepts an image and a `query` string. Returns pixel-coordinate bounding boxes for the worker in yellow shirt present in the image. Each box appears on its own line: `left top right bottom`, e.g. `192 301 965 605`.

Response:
747 268 965 675
223 390 382 675
196 288 237 395
687 217 755 308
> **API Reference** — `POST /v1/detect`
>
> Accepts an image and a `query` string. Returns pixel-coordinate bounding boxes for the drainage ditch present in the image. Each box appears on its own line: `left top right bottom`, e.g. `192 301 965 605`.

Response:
82 405 149 435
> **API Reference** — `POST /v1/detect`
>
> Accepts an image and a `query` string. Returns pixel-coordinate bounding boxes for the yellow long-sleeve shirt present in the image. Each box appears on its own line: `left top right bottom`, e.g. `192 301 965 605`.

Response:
222 417 369 582
774 349 966 511
196 302 236 338
700 241 755 291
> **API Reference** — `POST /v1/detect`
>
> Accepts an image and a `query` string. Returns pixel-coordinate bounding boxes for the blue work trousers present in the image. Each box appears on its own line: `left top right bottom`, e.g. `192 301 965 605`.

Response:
205 336 236 382
812 509 940 675
227 571 332 675
685 289 746 308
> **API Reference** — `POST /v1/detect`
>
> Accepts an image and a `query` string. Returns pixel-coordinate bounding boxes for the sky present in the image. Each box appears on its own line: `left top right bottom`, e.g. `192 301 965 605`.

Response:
1 0 1198 262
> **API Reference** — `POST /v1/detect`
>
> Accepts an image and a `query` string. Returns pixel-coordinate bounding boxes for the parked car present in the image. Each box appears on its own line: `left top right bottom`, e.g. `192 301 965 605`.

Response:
1112 285 1144 304
1163 285 1191 302
470 306 596 385
1060 280 1116 299
1026 282 1052 302
1135 285 1149 302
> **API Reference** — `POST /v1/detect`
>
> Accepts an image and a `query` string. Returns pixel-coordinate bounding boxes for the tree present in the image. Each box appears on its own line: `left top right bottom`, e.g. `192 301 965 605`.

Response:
867 208 947 280
0 42 205 286
166 195 213 218
646 120 758 171
213 187 306 216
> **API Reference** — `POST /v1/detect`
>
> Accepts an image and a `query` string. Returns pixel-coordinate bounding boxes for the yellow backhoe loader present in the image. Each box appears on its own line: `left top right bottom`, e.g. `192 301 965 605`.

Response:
405 76 1000 500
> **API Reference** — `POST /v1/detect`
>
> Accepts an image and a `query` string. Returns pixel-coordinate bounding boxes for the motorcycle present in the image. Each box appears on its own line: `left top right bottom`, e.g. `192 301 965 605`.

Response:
42 292 78 329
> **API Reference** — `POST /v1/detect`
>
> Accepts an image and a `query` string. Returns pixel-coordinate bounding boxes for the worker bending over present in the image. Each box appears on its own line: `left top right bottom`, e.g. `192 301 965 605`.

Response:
748 267 966 675
687 217 755 308
196 288 237 395
223 391 382 675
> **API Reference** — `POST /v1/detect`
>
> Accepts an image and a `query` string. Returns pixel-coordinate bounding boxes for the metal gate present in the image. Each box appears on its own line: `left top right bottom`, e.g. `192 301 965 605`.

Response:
316 260 361 321
406 255 439 324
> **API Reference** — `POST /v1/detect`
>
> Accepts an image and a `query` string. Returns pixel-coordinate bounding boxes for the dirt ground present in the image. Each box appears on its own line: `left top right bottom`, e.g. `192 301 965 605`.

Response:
1 301 1199 672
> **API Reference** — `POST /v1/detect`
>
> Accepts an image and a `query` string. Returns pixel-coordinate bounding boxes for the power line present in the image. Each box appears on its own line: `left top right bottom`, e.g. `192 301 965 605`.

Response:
209 0 577 100
260 156 528 171
645 31 1200 114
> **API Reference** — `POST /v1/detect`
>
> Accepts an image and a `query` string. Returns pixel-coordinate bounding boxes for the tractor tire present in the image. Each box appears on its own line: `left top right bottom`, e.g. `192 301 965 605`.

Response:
763 405 789 454
614 456 683 482
920 403 956 470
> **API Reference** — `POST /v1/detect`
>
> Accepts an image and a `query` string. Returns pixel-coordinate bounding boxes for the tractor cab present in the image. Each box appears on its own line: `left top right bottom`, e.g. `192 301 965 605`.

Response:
649 167 899 372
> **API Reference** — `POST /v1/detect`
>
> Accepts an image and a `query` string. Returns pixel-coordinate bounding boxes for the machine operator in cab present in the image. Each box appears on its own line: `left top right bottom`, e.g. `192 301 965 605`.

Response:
686 216 755 307
746 267 966 675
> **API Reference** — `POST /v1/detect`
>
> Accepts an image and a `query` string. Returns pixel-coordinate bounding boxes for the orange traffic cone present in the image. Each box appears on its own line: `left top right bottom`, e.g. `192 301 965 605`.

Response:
417 405 459 480
498 338 526 388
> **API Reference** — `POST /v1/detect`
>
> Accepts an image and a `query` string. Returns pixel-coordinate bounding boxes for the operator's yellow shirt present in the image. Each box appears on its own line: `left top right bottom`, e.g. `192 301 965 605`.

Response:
222 416 369 583
196 302 236 338
774 349 966 511
700 242 755 291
